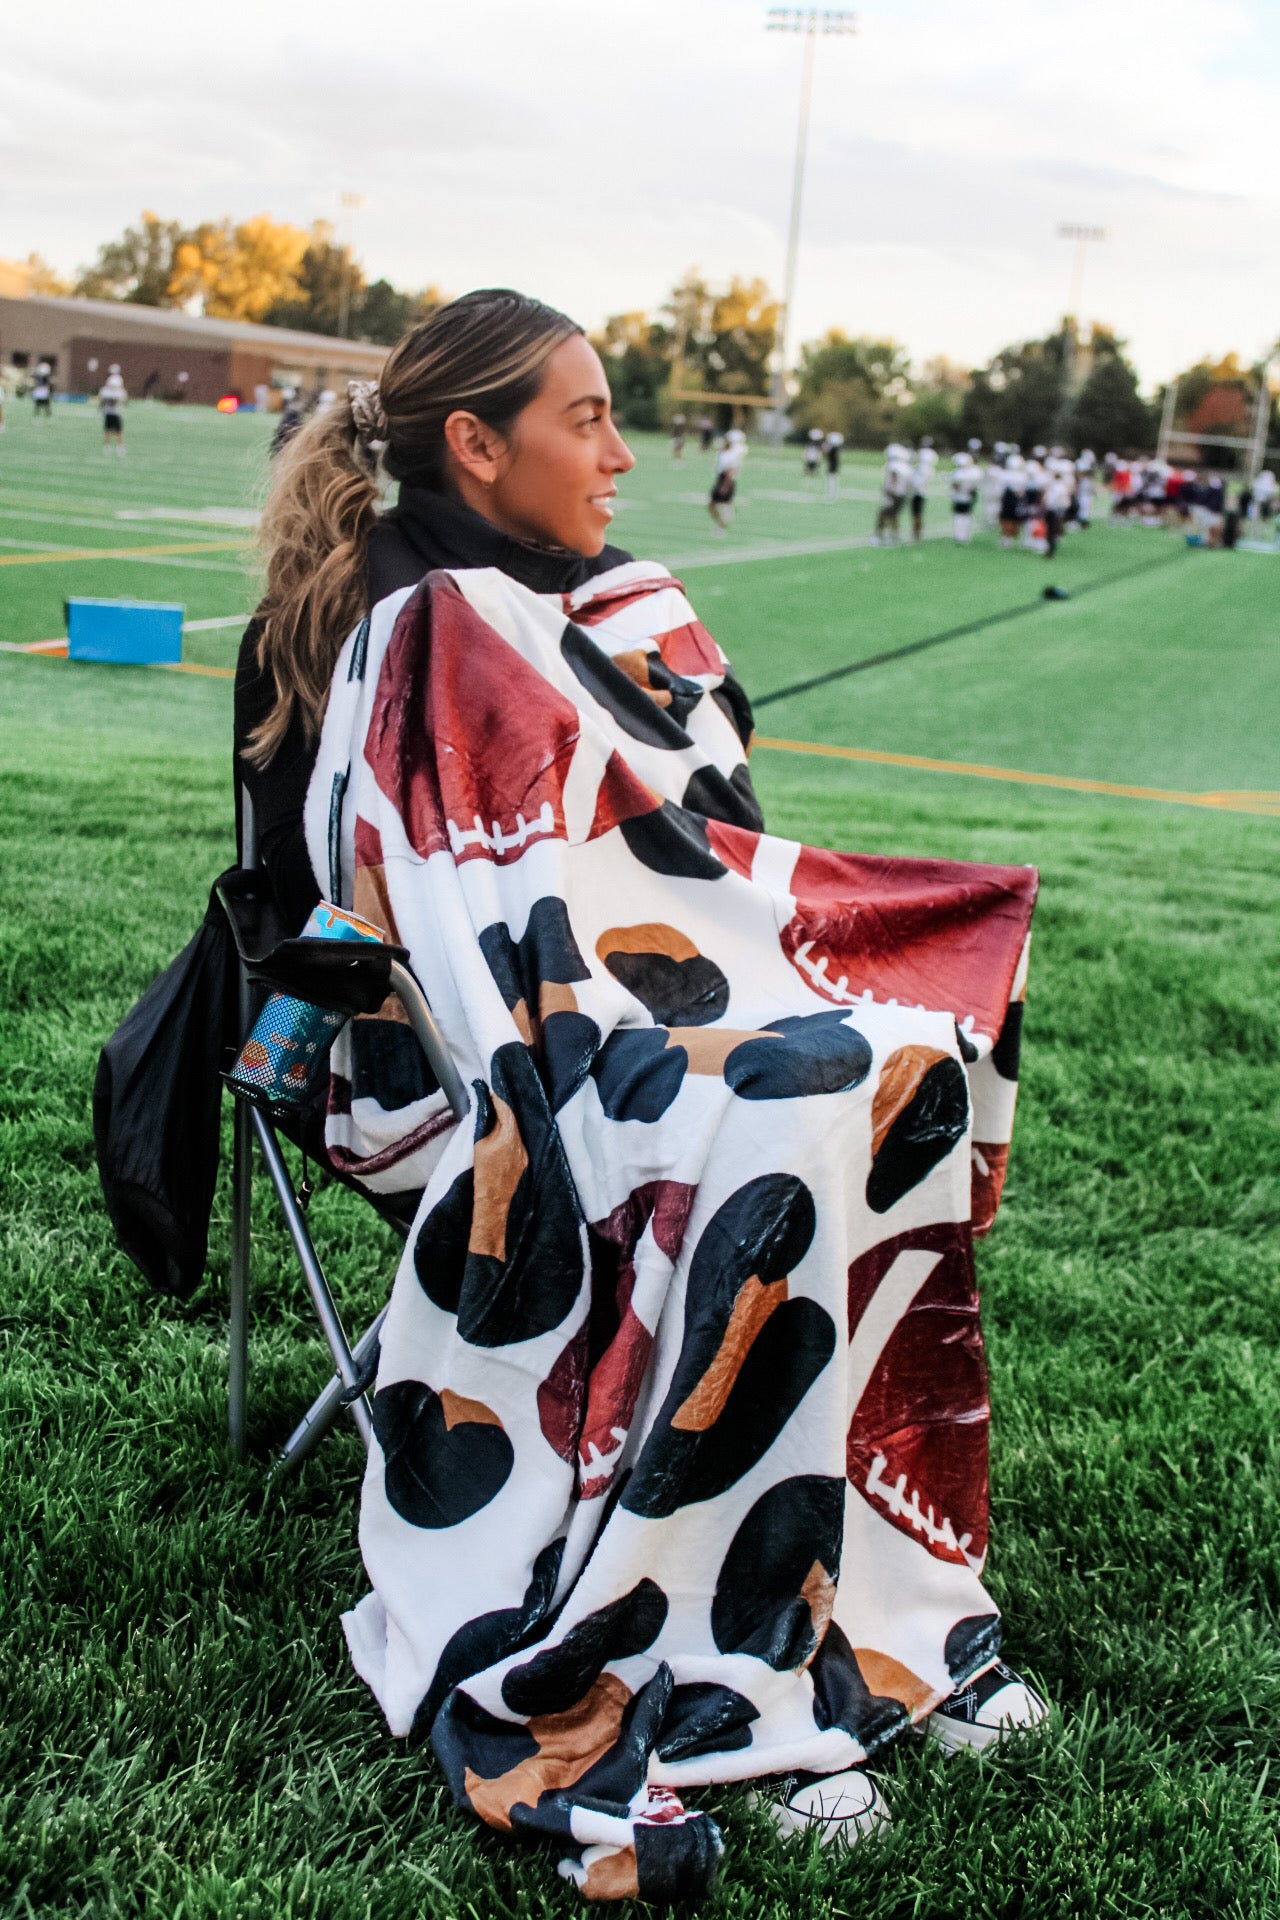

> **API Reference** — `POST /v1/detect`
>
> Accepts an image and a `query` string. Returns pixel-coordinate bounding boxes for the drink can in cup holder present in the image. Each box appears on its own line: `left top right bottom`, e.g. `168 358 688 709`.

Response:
227 902 384 1112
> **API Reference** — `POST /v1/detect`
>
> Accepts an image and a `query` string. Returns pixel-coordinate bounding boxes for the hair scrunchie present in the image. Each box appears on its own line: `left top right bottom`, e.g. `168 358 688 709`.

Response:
348 379 389 448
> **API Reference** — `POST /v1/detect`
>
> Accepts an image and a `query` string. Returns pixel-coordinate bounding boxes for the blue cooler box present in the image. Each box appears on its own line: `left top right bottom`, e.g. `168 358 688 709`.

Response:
66 598 184 664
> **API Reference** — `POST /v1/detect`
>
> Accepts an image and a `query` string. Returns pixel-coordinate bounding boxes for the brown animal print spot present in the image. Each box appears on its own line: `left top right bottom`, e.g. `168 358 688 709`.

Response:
799 1559 837 1656
671 1275 788 1431
462 1672 632 1831
580 1846 641 1899
871 1046 951 1156
611 648 672 707
438 1390 504 1432
853 1648 935 1715
665 1026 771 1076
469 1094 529 1261
596 922 699 966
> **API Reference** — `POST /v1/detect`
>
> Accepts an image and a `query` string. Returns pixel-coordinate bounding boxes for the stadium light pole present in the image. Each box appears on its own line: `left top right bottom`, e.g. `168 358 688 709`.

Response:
766 8 857 442
1055 223 1107 435
337 191 365 339
1058 223 1107 335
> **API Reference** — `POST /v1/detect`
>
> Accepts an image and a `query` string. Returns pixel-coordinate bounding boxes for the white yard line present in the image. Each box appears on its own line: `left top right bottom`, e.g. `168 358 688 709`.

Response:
664 528 951 570
0 505 238 538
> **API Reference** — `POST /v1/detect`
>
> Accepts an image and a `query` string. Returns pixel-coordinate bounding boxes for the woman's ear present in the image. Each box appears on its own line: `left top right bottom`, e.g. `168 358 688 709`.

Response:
443 410 508 487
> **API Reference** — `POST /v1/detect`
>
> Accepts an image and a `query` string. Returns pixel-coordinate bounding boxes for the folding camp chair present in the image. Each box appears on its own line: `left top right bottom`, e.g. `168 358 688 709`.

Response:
221 794 469 1474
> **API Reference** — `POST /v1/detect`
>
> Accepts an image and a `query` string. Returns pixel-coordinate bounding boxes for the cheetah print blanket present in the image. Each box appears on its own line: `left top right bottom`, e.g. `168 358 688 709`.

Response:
304 560 1037 1901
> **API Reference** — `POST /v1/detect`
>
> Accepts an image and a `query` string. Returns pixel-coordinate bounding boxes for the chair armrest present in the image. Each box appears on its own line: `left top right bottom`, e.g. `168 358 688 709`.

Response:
215 869 409 1017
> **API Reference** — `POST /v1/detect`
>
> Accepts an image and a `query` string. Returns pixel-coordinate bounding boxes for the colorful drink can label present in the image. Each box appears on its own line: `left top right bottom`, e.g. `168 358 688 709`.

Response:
227 902 383 1110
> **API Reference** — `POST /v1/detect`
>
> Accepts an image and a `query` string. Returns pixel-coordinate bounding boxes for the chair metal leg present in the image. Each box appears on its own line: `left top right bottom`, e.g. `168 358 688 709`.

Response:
250 1109 373 1448
228 1095 252 1461
272 1305 388 1479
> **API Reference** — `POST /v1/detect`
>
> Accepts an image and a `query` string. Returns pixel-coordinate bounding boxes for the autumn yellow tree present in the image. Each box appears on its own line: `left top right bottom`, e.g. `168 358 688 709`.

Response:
169 215 309 322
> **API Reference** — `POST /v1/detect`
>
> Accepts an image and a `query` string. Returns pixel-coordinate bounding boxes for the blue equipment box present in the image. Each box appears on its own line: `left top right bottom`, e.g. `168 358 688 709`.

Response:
65 598 184 664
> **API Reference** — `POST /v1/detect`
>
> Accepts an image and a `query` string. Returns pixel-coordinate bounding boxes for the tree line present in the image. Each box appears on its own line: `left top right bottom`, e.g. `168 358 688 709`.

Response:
30 214 1277 452
49 210 442 346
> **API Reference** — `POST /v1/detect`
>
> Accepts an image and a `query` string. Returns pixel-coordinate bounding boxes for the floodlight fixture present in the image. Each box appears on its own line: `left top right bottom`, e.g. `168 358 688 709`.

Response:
766 8 858 32
764 8 858 437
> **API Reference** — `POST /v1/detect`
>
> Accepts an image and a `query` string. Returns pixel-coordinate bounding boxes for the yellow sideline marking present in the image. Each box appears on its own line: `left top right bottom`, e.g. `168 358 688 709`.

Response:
3 642 1275 816
0 539 247 567
755 735 1280 818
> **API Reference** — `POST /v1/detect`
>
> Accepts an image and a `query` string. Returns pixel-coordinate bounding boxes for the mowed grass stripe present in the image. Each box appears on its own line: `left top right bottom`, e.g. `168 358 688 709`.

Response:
753 549 1190 708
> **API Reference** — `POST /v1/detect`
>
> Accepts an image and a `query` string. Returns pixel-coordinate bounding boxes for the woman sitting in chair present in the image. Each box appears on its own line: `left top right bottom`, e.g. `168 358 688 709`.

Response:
240 290 1046 1902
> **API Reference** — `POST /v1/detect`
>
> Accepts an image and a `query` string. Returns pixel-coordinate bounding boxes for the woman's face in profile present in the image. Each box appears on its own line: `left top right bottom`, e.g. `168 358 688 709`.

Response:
471 334 636 555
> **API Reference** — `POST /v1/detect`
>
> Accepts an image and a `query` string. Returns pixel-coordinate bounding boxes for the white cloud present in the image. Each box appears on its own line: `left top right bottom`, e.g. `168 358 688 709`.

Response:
0 0 1275 381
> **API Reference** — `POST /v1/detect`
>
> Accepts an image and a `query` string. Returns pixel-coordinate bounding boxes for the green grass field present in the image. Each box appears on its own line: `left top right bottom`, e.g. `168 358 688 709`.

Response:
2 401 1279 1918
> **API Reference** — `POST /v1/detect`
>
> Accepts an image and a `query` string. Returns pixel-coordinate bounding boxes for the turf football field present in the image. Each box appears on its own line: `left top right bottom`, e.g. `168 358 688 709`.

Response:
2 402 1279 1918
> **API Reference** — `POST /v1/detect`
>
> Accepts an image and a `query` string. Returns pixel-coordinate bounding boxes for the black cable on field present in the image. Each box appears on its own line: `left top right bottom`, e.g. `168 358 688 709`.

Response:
752 549 1189 711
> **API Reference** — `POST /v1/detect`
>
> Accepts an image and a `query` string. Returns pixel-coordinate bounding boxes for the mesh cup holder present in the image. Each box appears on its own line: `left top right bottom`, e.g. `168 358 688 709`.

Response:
225 901 385 1115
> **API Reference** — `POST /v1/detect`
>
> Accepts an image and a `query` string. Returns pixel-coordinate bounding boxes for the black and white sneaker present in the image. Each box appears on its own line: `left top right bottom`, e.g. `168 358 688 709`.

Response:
923 1659 1048 1753
752 1768 891 1848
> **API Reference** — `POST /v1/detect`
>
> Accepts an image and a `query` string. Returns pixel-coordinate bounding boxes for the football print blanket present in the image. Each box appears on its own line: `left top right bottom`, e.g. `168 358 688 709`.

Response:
304 560 1037 1902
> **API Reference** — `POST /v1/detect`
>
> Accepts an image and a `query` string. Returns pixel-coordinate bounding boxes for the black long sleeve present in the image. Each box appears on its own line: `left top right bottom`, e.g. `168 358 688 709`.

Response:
233 620 323 930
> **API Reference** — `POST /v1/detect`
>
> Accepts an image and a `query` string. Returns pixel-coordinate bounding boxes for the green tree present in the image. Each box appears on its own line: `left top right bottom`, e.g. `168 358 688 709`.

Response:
664 271 779 405
959 327 1072 450
789 331 913 446
74 211 188 306
262 223 363 336
357 279 417 346
958 324 1153 453
591 309 675 430
1067 340 1156 453
896 357 969 449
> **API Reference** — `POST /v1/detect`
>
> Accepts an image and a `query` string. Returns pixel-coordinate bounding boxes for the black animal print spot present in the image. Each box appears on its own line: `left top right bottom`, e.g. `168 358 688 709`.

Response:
809 1621 910 1752
944 1612 1002 1686
597 922 729 1027
501 1578 669 1717
991 1000 1024 1082
414 1046 585 1346
867 1050 969 1214
711 1476 845 1668
620 804 728 881
413 1165 473 1315
723 1012 873 1102
411 1539 566 1739
656 1683 759 1763
590 1027 687 1123
560 623 689 748
623 1176 834 1518
680 760 764 833
479 898 599 1110
372 1379 514 1529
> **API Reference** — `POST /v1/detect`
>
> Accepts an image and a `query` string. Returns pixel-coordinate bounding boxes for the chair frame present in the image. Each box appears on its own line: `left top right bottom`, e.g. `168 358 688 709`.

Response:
227 795 468 1473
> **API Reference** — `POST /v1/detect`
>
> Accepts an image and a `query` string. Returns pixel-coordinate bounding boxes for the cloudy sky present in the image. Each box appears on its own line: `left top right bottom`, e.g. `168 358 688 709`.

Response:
3 0 1277 385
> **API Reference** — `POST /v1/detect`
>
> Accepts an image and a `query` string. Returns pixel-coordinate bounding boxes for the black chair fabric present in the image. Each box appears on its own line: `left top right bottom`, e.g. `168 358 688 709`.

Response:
93 872 238 1299
94 868 423 1300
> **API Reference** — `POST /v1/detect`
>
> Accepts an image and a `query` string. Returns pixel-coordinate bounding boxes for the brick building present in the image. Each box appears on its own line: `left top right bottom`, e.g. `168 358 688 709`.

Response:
0 293 386 406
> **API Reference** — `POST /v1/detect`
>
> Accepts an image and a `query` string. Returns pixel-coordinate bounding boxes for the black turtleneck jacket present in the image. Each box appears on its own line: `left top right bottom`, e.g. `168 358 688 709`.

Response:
234 487 634 928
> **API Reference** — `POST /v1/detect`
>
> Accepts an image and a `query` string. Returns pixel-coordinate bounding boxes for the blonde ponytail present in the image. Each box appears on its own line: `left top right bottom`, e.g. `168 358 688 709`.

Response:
246 397 379 767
